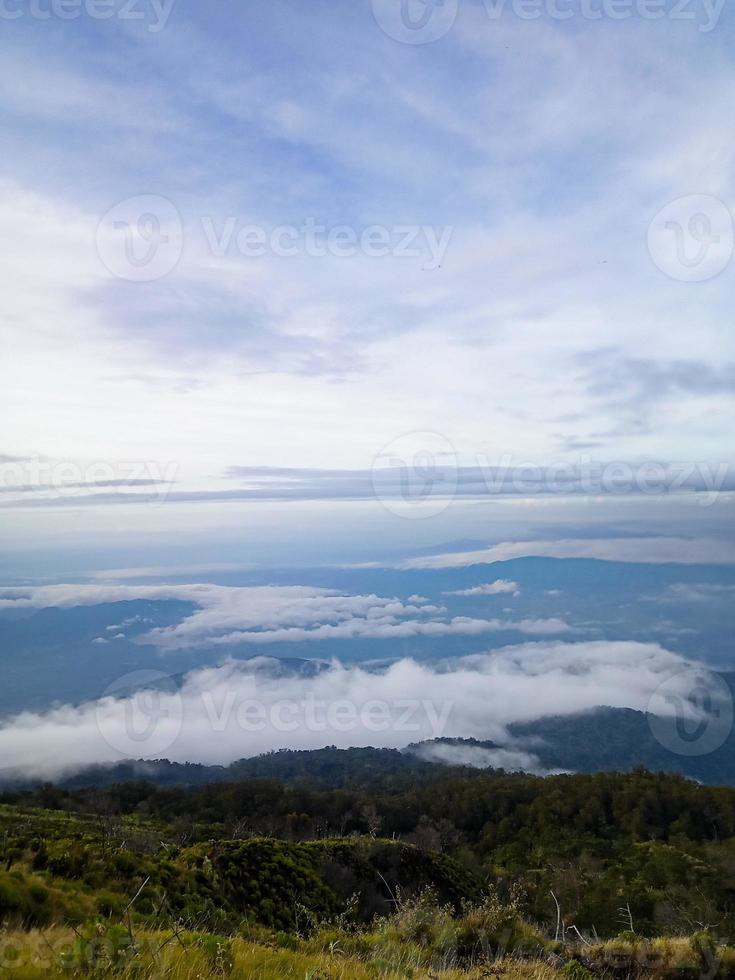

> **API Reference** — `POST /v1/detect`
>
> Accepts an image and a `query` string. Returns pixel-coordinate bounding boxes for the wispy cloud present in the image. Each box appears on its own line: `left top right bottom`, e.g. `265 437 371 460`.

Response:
409 740 555 775
444 580 521 597
663 583 735 601
397 537 735 568
1 5 734 531
3 460 733 510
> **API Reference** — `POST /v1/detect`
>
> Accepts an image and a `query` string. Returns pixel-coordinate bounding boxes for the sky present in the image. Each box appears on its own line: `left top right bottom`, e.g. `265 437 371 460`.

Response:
1 0 734 777
1 0 734 555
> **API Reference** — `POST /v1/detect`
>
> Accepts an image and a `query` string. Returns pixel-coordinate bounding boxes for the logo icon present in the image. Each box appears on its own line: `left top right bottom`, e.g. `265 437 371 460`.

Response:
371 431 458 518
96 194 183 282
95 670 183 758
647 668 733 757
371 0 458 44
648 195 733 283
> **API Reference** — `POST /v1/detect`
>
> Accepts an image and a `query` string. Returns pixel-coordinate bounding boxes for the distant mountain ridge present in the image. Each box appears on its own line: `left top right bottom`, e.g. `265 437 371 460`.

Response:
0 745 440 791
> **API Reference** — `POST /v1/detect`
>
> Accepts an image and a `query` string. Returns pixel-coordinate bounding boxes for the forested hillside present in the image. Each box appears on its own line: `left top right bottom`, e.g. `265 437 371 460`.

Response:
4 766 735 944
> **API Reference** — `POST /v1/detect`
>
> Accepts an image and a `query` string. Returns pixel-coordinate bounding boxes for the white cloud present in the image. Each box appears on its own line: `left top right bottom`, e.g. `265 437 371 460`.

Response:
410 740 558 776
2 8 735 538
665 583 735 601
0 639 700 779
445 580 521 597
0 582 570 650
398 537 735 569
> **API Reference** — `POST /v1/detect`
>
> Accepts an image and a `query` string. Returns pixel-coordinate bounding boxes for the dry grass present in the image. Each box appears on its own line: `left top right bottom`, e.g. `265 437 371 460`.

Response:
1 923 732 979
0 926 561 980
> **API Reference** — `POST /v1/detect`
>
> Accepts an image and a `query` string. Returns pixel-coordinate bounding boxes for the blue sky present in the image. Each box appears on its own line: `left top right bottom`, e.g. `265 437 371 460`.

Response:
1 0 734 558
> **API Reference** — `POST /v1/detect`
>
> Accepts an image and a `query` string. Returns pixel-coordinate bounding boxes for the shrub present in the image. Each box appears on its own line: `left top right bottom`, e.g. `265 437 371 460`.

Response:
369 886 532 968
691 930 720 977
94 891 121 918
560 960 594 980
0 879 22 917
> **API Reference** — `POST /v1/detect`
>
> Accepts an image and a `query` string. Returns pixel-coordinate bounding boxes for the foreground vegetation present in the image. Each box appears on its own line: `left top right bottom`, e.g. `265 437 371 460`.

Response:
5 767 735 937
1 906 733 979
2 766 735 976
0 923 558 980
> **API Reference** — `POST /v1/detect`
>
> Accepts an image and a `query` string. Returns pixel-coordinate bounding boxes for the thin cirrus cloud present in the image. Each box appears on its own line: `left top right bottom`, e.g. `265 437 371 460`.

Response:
0 639 704 779
1 461 733 510
0 479 169 496
0 583 571 650
661 583 735 601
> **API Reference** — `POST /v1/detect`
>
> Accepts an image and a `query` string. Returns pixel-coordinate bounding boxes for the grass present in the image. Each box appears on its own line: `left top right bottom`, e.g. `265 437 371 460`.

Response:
0 926 561 979
1 910 734 979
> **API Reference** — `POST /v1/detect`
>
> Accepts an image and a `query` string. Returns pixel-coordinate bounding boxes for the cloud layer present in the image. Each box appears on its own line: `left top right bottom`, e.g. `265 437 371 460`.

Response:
0 582 571 649
0 640 701 779
397 537 735 568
